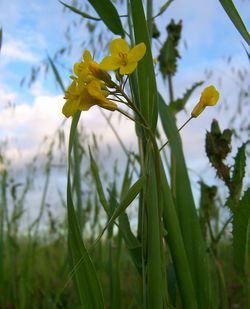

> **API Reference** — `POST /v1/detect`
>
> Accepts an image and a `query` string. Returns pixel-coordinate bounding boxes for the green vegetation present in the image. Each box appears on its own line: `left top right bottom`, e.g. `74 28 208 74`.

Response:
1 0 249 308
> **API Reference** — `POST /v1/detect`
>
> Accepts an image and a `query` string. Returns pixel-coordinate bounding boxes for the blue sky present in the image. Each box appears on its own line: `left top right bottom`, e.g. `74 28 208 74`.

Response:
0 0 249 220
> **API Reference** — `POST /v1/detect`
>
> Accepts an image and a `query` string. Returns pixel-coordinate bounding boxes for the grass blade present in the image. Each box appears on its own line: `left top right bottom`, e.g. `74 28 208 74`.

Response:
96 175 146 241
60 1 101 21
88 0 124 36
130 0 158 130
67 112 104 308
158 94 212 308
219 0 250 45
160 160 198 308
48 56 65 92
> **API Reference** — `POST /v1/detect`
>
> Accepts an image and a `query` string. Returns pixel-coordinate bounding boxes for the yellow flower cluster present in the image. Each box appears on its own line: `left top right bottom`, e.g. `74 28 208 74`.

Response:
62 38 146 117
191 85 219 118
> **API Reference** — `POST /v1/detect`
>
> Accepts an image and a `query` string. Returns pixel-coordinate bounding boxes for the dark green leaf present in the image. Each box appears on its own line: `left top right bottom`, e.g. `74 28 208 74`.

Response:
219 0 250 45
88 0 124 36
130 0 158 130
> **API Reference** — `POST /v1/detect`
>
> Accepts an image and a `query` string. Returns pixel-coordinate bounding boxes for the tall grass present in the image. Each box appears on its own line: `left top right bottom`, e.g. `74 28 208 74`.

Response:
1 0 250 308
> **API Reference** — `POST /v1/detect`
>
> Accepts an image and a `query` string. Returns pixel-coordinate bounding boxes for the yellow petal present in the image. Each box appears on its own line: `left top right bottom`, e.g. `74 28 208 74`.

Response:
109 38 129 56
200 85 220 106
73 61 88 76
99 56 120 71
128 43 146 62
78 87 96 111
87 80 103 99
99 100 117 111
83 50 92 63
119 62 137 75
62 99 79 117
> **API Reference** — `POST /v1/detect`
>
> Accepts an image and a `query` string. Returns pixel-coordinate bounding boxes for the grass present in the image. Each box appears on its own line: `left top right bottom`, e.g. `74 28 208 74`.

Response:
1 0 249 308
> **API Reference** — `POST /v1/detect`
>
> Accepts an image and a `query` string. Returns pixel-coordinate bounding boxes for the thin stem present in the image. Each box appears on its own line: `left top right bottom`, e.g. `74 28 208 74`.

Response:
122 75 129 91
214 215 233 244
159 116 193 151
207 217 216 243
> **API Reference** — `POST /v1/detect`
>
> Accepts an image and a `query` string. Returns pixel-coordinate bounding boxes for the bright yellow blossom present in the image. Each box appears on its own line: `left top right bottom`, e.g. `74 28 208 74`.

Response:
191 85 219 118
100 38 146 75
62 79 117 117
74 50 112 85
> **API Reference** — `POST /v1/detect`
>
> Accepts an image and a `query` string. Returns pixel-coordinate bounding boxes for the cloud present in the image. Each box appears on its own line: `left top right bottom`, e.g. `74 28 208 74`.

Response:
1 39 39 63
0 90 137 169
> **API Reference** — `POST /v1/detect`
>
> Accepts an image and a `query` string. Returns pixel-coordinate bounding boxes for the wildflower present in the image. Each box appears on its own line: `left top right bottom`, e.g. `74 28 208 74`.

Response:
74 50 112 85
100 38 146 75
62 79 117 117
191 85 219 118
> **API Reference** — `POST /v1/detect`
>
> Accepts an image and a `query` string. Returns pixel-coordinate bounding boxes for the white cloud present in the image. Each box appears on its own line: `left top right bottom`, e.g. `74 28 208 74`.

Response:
0 86 17 107
0 91 137 170
1 39 39 63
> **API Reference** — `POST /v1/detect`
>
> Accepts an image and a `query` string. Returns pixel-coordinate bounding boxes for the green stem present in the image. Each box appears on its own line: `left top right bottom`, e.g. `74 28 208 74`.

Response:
159 116 193 151
214 215 233 244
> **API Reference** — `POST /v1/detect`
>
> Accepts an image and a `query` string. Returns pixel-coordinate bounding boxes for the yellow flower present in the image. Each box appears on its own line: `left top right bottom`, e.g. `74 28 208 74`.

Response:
191 85 219 118
62 80 117 117
74 50 112 85
100 38 146 75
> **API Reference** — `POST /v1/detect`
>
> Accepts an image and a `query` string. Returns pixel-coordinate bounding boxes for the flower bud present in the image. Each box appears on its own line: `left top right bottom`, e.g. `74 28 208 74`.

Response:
191 85 219 118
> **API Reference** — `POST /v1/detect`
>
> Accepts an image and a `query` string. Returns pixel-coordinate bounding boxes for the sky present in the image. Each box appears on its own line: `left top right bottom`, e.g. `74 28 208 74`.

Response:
0 0 249 224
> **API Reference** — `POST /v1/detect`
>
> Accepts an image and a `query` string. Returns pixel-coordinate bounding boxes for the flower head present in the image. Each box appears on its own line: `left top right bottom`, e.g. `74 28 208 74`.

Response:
100 38 146 75
191 85 219 118
62 49 117 117
62 79 117 117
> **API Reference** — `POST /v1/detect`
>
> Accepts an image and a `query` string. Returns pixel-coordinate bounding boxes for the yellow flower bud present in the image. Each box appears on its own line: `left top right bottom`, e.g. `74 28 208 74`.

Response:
191 85 219 118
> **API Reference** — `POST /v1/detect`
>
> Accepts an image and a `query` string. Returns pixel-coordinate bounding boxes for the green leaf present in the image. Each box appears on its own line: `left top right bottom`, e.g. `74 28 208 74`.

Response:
153 0 174 19
170 81 203 114
232 143 246 195
233 188 250 273
160 160 198 308
159 94 213 308
219 0 250 45
48 55 65 92
67 177 104 308
60 1 101 21
87 0 124 36
130 0 158 130
67 112 104 309
89 148 109 216
158 19 182 78
98 175 146 238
